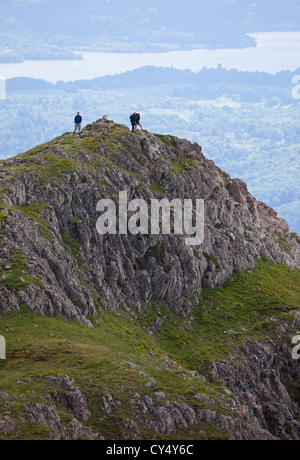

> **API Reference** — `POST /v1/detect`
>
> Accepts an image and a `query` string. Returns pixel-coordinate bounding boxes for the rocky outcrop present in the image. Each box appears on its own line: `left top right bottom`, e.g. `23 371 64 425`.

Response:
24 401 103 440
24 402 65 438
1 118 300 441
130 391 276 440
211 335 300 440
0 374 276 441
0 416 16 436
0 382 103 440
1 349 299 442
0 117 299 321
67 418 103 441
49 374 91 421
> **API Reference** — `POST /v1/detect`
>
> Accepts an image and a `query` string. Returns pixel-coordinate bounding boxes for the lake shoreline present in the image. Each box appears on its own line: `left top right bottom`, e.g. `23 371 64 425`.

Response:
0 32 300 83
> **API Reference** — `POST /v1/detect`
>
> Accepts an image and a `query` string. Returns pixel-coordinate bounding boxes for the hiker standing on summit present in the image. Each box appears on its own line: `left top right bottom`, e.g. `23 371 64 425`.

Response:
136 113 143 130
130 112 137 131
130 112 143 131
74 112 82 133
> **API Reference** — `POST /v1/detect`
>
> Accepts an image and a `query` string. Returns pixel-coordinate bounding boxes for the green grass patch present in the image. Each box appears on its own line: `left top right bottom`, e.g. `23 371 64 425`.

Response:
16 139 59 158
0 260 299 439
2 156 79 183
0 252 43 291
0 307 213 439
203 253 220 268
16 202 54 241
273 233 293 252
154 134 178 148
121 169 142 180
150 183 165 195
61 232 81 259
135 260 300 378
0 211 8 223
170 158 199 174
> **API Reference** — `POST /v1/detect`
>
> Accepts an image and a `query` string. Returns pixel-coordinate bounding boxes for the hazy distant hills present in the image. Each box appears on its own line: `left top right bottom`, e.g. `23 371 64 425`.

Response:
6 65 300 94
6 65 300 102
1 0 300 59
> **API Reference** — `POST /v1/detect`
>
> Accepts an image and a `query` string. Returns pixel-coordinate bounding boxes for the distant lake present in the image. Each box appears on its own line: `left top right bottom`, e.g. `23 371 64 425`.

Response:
0 32 300 83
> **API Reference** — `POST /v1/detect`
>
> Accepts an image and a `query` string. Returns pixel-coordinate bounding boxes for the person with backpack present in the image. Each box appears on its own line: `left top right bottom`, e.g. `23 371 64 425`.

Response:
74 112 82 133
136 113 143 130
130 112 143 131
130 112 137 131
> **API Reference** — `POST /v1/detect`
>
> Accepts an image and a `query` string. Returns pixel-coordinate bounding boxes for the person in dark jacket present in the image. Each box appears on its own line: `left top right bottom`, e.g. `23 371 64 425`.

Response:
136 113 143 130
74 112 82 133
130 112 137 131
130 112 143 131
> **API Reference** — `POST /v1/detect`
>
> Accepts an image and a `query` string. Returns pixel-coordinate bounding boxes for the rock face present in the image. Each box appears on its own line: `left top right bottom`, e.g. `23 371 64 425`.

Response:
211 339 300 440
130 391 276 440
1 118 300 441
49 374 91 421
0 117 299 321
24 401 103 440
0 416 16 436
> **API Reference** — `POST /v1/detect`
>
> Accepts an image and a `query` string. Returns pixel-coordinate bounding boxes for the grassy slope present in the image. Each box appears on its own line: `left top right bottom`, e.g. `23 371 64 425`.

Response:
0 260 300 440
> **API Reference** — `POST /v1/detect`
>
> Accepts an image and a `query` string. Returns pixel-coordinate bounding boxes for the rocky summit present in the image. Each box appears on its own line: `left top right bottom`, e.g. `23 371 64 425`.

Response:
0 117 300 440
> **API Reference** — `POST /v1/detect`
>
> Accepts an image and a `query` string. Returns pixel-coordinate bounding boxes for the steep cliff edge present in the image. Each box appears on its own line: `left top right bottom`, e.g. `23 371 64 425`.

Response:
0 118 300 440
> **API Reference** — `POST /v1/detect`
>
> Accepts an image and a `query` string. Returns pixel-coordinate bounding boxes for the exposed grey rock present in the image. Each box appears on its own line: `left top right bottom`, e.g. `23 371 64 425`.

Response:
183 369 206 381
0 416 16 435
18 285 54 316
101 393 121 415
119 419 141 440
23 401 103 440
50 374 91 421
131 392 275 440
0 392 13 400
0 118 299 321
24 402 68 440
1 118 300 441
68 418 104 440
125 361 140 370
292 311 300 330
193 394 215 406
0 288 20 315
211 339 300 440
145 380 157 388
